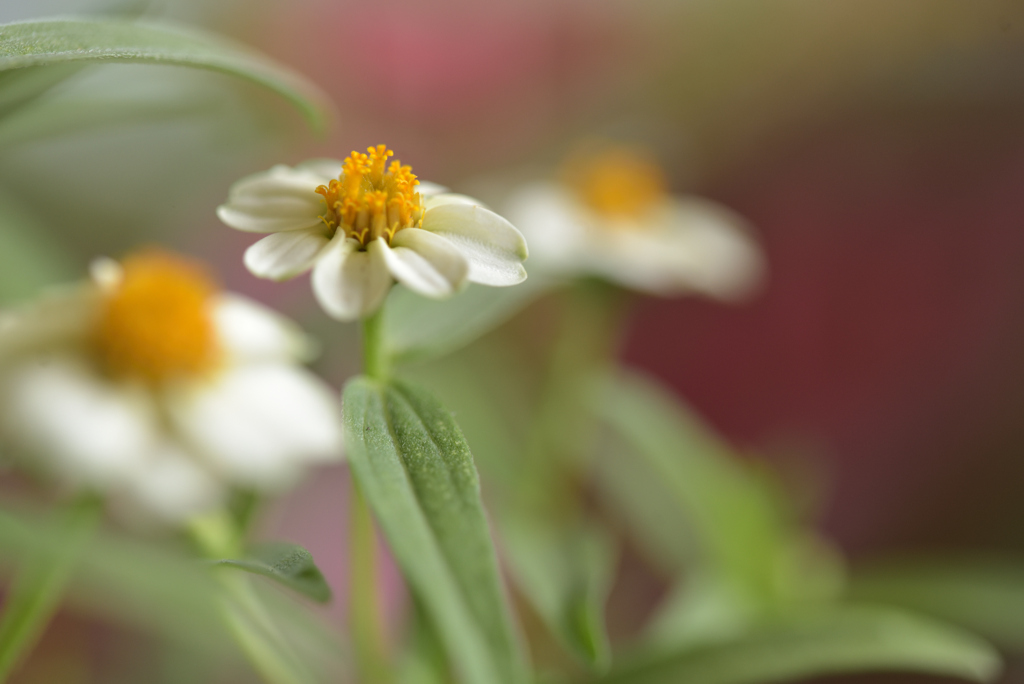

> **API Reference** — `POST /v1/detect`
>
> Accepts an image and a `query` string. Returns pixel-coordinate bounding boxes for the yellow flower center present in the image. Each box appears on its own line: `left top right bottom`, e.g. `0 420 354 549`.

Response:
564 146 667 218
93 251 220 384
316 145 424 248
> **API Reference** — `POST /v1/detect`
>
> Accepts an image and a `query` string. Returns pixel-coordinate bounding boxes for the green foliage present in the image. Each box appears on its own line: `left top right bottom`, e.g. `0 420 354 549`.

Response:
342 377 528 684
0 18 330 132
598 606 1001 684
594 369 838 605
0 63 84 119
0 188 77 306
849 557 1024 650
211 543 332 604
0 498 100 680
0 504 226 652
501 516 614 671
382 277 552 366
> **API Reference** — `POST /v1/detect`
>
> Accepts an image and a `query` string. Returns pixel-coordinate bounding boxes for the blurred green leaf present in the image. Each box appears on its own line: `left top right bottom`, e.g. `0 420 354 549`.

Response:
641 572 756 654
383 277 551 367
0 93 212 149
0 63 84 119
397 597 454 684
0 505 226 653
0 18 331 133
594 370 820 603
502 516 614 671
849 557 1024 650
212 542 331 604
342 377 528 684
597 606 1001 684
0 497 100 680
0 188 77 306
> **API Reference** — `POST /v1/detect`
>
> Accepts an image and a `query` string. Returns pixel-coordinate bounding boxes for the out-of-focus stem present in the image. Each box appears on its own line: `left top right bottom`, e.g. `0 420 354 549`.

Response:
189 512 312 684
362 306 389 381
348 480 391 684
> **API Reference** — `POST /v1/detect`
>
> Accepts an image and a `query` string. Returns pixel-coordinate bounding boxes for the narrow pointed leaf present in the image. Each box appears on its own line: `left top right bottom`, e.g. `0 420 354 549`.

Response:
501 516 613 670
850 557 1024 649
0 498 100 680
342 377 527 684
0 18 331 132
594 370 827 603
598 606 1001 684
212 542 332 604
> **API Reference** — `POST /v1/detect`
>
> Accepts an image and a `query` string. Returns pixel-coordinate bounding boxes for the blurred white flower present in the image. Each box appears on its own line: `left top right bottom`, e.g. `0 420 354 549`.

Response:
0 251 343 525
503 145 764 299
218 145 529 321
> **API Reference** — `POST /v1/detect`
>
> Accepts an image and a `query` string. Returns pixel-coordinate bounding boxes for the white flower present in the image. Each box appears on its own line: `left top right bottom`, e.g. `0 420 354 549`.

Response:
0 251 344 525
503 145 764 300
217 145 529 321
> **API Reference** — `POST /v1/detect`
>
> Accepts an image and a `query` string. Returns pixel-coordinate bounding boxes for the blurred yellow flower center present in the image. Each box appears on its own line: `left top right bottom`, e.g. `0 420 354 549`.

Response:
94 251 220 383
565 146 667 218
316 144 424 248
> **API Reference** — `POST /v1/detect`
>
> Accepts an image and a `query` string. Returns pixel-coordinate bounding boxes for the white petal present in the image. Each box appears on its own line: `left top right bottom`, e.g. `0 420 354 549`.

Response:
592 199 765 298
416 181 449 197
381 231 469 299
167 364 344 488
89 257 123 291
311 235 393 321
217 164 327 233
502 183 589 271
421 203 529 287
243 229 330 281
0 356 158 488
658 198 765 300
294 158 343 180
212 293 315 363
119 442 223 523
422 192 485 210
0 284 99 363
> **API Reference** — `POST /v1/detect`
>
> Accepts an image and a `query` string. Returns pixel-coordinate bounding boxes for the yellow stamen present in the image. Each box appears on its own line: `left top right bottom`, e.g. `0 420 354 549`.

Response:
563 145 667 218
93 250 220 383
316 145 424 247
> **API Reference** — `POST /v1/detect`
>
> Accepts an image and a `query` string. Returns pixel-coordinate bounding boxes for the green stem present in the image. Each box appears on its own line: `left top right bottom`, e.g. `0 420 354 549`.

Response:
349 480 391 684
0 497 101 682
351 304 393 682
521 280 627 511
190 512 313 684
362 306 389 381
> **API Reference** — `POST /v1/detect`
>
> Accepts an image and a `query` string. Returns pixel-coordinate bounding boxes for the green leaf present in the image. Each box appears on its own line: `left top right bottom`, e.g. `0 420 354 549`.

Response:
593 370 837 604
397 597 454 684
501 516 614 671
211 542 332 604
0 505 221 643
0 497 100 680
0 63 85 119
598 606 1001 684
0 92 214 149
0 188 77 305
383 277 552 366
0 18 331 132
849 557 1024 650
342 377 528 684
0 504 345 679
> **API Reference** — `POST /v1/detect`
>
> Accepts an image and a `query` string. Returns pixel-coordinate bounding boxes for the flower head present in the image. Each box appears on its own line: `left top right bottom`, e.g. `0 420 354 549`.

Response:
217 145 529 321
0 250 343 525
505 144 764 299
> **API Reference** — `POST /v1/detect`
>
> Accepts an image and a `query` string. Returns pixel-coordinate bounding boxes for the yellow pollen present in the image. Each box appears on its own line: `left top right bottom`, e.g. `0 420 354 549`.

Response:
93 250 220 384
316 145 424 247
563 145 667 218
